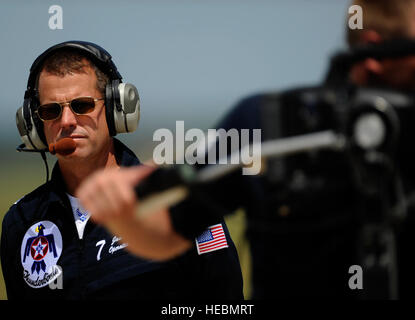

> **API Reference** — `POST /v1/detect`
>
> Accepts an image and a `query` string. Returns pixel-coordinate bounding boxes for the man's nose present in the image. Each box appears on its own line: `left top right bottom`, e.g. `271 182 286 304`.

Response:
59 105 77 128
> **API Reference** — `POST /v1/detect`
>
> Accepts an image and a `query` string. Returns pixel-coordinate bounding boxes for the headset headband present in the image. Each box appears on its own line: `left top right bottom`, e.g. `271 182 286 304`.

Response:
25 40 122 98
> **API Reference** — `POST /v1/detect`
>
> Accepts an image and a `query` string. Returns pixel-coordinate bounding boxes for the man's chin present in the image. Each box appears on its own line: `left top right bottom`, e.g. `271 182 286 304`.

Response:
56 148 86 160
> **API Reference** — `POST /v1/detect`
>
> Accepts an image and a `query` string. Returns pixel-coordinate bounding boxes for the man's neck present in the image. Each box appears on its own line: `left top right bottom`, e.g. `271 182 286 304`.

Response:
59 139 119 196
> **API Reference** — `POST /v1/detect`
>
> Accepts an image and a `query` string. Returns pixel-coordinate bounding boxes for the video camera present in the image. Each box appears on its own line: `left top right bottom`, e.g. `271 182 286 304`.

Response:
256 38 415 299
135 39 415 299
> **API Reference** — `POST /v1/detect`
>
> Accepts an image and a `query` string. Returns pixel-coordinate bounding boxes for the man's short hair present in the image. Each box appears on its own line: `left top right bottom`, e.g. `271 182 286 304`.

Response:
347 0 415 47
37 48 109 95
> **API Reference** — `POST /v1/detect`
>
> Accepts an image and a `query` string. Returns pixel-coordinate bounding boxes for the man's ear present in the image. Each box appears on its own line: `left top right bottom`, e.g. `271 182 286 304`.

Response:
350 58 383 85
363 58 383 75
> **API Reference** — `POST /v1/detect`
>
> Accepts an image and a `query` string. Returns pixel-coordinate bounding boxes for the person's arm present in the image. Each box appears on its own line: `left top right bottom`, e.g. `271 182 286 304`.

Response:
1 209 23 299
76 166 192 260
77 97 259 260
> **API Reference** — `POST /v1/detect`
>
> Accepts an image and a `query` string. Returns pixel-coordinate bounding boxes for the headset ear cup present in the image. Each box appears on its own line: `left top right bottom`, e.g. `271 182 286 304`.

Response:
113 83 140 134
32 103 47 145
105 83 117 136
16 100 47 150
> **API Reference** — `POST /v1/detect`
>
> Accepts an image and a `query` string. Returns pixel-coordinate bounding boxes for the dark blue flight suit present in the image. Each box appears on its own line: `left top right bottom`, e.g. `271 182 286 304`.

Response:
0 139 243 300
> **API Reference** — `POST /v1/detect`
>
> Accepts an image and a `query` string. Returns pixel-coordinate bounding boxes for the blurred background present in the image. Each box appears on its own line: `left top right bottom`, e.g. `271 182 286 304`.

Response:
0 0 350 299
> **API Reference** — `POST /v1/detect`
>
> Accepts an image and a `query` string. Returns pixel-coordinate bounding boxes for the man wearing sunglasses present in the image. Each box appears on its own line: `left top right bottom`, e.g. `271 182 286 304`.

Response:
0 42 243 300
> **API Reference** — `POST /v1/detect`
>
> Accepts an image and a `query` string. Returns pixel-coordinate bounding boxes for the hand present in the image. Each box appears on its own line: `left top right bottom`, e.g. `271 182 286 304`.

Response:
75 164 192 260
76 165 155 225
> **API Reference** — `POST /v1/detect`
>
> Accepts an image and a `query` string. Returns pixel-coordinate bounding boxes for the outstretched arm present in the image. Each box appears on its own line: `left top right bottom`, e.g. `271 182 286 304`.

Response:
76 165 192 260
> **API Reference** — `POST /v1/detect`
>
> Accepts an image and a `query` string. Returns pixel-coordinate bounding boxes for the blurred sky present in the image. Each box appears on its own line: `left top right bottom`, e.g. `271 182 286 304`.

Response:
0 0 350 159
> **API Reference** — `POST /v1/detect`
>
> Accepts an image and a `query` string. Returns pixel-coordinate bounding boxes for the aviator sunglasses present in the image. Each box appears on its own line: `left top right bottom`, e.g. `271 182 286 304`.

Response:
35 96 104 121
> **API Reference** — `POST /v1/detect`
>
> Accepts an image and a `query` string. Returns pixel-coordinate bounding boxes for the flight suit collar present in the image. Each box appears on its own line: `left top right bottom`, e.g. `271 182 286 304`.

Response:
45 138 141 216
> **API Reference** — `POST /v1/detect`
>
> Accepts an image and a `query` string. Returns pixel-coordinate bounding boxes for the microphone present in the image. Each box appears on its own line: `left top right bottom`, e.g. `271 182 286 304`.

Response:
16 137 76 183
49 138 76 156
16 144 48 153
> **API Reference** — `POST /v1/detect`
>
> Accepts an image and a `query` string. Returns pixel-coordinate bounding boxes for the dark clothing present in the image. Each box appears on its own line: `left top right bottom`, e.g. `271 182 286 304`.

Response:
0 138 243 300
207 89 407 299
216 92 359 299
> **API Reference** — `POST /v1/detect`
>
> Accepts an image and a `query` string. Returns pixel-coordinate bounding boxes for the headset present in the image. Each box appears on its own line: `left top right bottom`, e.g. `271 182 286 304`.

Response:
16 40 141 152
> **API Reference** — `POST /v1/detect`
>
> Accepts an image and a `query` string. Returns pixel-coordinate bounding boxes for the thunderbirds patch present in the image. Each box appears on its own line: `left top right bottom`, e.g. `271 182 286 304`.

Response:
20 221 63 288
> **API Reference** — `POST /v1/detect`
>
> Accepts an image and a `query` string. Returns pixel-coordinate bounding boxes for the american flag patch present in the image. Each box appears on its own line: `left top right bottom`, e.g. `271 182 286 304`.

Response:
195 224 228 255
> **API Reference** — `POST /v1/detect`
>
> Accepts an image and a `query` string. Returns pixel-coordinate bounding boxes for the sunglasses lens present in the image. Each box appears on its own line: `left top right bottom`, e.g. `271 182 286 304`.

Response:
37 103 61 121
37 97 100 121
71 97 96 115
